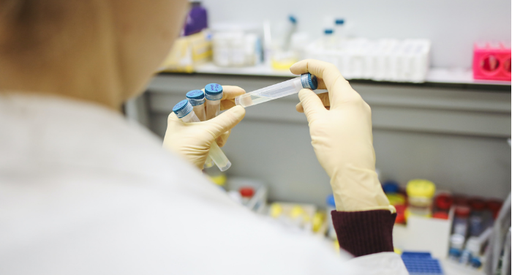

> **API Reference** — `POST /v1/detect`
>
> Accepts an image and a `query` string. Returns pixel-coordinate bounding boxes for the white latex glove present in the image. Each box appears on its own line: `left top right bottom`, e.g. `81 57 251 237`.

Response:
163 86 245 169
291 59 394 213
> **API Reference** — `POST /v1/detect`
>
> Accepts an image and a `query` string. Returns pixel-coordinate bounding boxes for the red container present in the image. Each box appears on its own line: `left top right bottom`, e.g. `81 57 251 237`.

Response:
455 205 471 218
473 42 511 81
435 193 453 211
468 197 487 211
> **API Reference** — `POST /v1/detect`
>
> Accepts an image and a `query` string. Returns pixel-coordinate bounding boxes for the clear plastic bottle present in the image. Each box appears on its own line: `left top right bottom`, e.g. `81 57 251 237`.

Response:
459 249 471 265
449 234 465 261
334 18 345 45
323 29 335 50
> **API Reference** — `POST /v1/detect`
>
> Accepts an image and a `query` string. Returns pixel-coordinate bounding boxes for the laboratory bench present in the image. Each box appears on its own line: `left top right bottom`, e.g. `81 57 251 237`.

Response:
127 65 510 207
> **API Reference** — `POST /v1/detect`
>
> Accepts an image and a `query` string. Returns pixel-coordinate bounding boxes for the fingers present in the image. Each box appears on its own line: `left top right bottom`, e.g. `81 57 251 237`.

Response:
296 92 330 112
290 59 359 108
220 100 236 111
167 112 183 124
202 105 245 139
216 130 231 147
298 89 326 123
221 85 246 100
220 85 245 111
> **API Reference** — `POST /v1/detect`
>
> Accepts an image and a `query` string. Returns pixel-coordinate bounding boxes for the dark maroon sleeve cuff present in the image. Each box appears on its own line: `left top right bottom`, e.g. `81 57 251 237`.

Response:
331 210 396 257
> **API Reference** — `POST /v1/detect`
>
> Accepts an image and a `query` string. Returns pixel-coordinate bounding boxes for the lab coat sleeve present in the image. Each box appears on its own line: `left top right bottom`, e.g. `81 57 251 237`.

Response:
331 210 396 256
347 252 409 275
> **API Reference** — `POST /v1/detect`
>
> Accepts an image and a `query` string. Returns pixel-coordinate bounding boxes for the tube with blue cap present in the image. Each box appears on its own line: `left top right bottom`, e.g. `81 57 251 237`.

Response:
334 18 345 42
172 99 231 171
283 15 297 52
186 89 206 121
186 89 214 167
234 73 318 107
205 83 223 120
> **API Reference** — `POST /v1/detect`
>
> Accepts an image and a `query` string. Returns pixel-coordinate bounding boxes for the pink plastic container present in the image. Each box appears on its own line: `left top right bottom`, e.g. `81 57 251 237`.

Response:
472 42 511 81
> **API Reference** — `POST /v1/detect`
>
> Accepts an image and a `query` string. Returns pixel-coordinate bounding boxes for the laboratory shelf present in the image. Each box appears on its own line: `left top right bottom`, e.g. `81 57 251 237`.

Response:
187 62 511 88
194 62 295 78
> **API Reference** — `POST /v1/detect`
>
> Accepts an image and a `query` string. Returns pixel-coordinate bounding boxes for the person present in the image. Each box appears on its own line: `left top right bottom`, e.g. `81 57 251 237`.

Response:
0 1 407 274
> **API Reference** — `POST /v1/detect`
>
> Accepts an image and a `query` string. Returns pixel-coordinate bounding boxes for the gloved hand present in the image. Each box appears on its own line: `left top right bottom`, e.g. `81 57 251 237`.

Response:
291 59 394 213
163 86 246 169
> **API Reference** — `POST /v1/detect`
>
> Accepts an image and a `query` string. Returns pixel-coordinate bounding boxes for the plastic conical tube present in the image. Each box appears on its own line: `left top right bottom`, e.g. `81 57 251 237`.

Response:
234 73 318 107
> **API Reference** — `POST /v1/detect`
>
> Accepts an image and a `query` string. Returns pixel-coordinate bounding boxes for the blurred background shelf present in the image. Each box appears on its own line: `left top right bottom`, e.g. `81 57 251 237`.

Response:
188 63 511 87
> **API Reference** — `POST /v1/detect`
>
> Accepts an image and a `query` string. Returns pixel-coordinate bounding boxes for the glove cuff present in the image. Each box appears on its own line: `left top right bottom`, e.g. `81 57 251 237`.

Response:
331 210 396 257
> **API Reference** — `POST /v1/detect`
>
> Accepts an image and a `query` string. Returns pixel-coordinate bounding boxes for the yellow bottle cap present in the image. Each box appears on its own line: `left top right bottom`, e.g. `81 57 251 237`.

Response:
312 212 326 233
270 203 283 218
406 179 436 198
209 174 226 186
290 205 304 218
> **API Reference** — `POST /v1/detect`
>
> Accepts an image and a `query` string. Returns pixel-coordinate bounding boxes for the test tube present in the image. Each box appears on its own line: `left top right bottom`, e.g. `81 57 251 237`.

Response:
186 89 213 167
186 90 206 121
204 83 223 120
234 73 318 108
172 99 231 171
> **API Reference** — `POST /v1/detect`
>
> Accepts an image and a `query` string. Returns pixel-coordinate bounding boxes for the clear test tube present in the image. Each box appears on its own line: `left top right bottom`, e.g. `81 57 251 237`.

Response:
186 89 213 168
186 90 206 121
204 83 223 120
172 100 231 171
234 73 317 108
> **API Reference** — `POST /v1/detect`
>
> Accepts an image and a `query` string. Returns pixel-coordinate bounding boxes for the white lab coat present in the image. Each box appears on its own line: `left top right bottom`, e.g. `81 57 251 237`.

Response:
0 94 408 275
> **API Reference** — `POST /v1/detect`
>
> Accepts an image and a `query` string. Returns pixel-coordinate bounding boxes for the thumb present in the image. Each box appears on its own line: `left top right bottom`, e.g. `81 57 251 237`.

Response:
202 106 245 139
166 112 184 127
298 89 325 123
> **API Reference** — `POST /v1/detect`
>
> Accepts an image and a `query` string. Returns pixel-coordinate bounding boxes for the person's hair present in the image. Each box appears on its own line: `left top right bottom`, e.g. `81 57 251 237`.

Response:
0 0 99 63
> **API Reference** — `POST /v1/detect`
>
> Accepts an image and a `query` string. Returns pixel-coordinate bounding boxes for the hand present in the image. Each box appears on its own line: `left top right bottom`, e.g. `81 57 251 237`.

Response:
163 86 246 169
291 59 393 213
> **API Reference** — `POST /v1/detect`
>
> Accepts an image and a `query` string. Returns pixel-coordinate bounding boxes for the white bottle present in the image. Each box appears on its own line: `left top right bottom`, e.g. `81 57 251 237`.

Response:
334 18 345 45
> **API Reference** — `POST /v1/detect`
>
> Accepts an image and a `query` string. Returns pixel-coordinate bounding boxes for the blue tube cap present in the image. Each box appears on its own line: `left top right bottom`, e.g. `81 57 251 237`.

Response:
324 29 333 35
382 181 400 194
300 73 318 90
470 257 482 268
289 15 297 24
335 19 345 25
186 90 205 106
449 248 461 257
326 194 336 207
204 83 223 101
172 99 193 118
186 89 205 100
